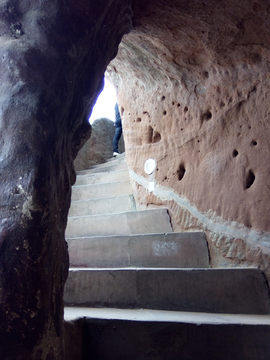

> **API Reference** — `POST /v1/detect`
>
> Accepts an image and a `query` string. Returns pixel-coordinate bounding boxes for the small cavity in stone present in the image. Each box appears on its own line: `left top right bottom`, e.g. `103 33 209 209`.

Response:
177 164 186 181
232 149 239 157
203 71 209 78
245 170 255 189
202 110 212 121
153 131 161 143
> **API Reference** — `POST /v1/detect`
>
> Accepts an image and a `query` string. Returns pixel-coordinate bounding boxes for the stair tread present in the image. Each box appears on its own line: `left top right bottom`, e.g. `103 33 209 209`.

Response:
65 208 172 237
68 208 168 219
67 232 209 268
70 193 134 203
64 307 270 325
72 179 130 189
64 267 270 314
75 169 130 186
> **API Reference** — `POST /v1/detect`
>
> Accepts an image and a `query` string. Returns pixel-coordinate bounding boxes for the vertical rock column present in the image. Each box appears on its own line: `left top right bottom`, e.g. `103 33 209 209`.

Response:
0 0 132 358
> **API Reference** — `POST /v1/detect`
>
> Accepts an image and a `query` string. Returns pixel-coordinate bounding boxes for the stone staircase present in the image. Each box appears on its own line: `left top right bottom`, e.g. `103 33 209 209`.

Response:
64 154 270 360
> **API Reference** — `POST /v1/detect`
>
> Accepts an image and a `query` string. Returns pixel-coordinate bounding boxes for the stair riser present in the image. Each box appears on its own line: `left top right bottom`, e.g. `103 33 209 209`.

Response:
65 209 172 238
77 161 127 175
64 268 270 314
67 232 209 268
71 180 132 201
75 169 130 186
65 318 270 360
68 195 136 217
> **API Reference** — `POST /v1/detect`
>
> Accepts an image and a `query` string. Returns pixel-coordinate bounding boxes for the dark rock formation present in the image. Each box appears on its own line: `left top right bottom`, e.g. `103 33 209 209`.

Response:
0 0 132 358
74 118 125 171
107 0 270 279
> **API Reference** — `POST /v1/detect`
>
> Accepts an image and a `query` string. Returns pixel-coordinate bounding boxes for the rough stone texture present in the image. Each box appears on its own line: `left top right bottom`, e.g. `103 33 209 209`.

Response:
74 118 125 171
0 0 132 358
107 0 270 281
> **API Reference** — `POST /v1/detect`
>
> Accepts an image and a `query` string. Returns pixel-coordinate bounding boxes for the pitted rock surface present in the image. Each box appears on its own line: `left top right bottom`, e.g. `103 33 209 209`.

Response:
107 0 270 278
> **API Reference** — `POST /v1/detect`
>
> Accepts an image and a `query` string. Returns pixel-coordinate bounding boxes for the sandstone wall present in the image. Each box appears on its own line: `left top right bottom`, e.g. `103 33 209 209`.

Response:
107 0 270 279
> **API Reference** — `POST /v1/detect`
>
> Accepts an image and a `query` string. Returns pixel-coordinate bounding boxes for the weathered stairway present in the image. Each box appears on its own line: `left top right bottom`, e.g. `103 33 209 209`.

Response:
64 154 270 360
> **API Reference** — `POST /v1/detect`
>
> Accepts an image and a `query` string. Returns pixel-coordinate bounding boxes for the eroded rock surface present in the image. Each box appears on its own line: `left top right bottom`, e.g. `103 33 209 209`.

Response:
0 0 132 358
107 0 270 279
74 118 125 171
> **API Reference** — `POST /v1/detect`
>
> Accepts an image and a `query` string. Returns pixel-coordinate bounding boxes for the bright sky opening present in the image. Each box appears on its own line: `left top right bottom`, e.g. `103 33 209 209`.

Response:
89 78 117 124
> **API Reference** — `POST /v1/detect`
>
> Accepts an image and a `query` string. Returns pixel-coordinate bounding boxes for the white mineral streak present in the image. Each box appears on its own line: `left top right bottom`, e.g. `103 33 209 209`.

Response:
129 168 270 252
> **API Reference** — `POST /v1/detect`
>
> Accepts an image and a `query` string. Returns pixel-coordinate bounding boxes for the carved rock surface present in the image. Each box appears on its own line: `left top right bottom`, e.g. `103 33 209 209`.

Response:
0 0 132 358
74 118 125 171
107 0 270 278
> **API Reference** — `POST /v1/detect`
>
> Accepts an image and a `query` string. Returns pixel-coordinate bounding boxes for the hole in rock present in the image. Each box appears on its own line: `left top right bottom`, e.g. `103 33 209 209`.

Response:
177 103 180 107
148 126 154 144
14 186 21 194
164 176 168 180
136 117 141 122
153 131 161 143
202 110 212 121
245 169 255 189
177 164 186 181
184 106 188 113
232 149 239 157
203 71 209 78
163 110 167 115
172 101 175 105
161 96 166 101
220 102 225 108
252 140 257 146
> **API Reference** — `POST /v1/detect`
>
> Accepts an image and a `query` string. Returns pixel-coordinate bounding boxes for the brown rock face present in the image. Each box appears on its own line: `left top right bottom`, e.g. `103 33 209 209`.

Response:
107 0 270 277
74 118 125 171
0 0 132 358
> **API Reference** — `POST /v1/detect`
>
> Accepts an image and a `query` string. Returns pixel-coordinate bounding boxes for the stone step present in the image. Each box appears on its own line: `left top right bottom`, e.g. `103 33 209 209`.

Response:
64 267 270 315
75 169 130 186
71 180 132 201
77 153 127 175
65 209 172 238
64 308 270 360
67 232 209 268
68 194 136 217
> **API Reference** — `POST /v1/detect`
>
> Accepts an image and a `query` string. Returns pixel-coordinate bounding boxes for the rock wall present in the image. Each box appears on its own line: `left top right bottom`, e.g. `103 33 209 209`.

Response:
0 0 132 358
74 118 125 171
107 0 270 279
